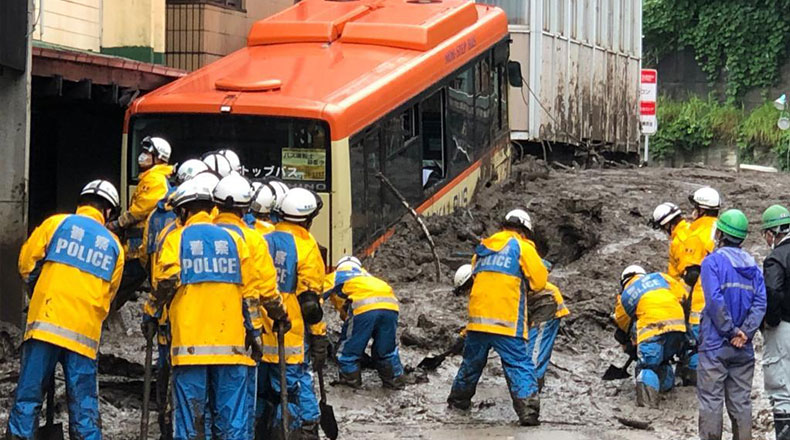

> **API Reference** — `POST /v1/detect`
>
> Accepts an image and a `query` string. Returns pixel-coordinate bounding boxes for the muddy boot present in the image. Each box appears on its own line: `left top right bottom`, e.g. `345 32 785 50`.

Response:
338 370 362 389
295 421 320 440
447 389 473 410
377 364 405 390
537 377 545 393
512 396 540 426
635 383 659 409
730 417 752 440
776 412 790 440
682 369 697 387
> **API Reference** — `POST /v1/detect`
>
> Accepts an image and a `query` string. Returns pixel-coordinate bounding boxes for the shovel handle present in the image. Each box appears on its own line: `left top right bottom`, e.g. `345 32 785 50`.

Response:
46 374 55 426
140 336 154 440
278 322 289 439
317 367 327 403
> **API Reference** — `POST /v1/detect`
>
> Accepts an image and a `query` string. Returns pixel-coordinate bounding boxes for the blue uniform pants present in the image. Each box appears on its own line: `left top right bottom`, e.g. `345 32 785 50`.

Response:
171 365 250 440
7 339 101 440
636 331 685 392
258 362 320 432
527 319 560 381
450 331 538 401
338 309 403 376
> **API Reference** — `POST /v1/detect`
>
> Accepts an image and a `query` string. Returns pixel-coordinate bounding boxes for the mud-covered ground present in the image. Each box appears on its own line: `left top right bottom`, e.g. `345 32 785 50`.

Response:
1 161 787 439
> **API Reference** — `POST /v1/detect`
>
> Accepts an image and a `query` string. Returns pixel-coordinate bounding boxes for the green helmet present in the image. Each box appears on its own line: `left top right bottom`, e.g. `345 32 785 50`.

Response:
761 205 790 230
717 209 749 240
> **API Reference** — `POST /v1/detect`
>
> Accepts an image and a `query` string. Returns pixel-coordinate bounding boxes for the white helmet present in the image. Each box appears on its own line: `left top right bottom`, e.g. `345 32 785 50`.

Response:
202 153 234 177
250 184 276 215
336 255 362 270
80 179 120 210
689 187 721 210
620 265 646 287
141 136 172 162
269 180 290 210
218 149 242 173
171 172 220 208
176 159 209 184
278 188 321 223
505 209 533 232
213 174 253 208
651 202 682 228
454 264 473 289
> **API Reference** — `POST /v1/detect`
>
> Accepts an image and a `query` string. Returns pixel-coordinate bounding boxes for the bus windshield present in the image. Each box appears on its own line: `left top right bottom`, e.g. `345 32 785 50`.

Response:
128 114 330 191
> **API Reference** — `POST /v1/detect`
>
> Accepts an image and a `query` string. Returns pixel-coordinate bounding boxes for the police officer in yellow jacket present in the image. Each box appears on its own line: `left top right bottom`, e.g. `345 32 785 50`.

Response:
448 209 548 426
650 202 690 280
614 265 688 408
7 180 124 440
109 136 175 311
150 172 262 440
323 256 403 389
247 179 288 235
677 186 721 385
259 187 327 440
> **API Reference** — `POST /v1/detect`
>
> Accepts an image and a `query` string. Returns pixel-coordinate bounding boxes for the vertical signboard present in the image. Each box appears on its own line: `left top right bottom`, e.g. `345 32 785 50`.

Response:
640 69 658 162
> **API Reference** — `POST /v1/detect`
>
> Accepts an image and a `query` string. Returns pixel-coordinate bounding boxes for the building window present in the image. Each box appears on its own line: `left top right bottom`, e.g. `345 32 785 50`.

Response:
166 0 244 11
402 105 419 142
482 0 528 25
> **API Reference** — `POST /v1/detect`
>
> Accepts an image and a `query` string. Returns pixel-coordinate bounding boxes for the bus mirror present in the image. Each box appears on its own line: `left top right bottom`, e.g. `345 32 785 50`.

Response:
507 61 523 88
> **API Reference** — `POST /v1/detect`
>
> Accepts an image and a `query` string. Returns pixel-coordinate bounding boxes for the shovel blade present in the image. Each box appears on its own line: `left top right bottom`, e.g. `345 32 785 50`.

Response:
320 402 339 440
34 423 64 440
602 364 631 381
417 354 446 371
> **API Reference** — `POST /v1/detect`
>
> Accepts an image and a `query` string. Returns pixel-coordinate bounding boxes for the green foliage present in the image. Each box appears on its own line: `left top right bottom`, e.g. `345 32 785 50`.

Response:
651 97 790 169
644 0 790 100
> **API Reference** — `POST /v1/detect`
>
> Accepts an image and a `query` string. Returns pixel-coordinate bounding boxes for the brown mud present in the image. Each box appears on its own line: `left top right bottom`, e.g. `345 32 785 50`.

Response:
1 160 786 439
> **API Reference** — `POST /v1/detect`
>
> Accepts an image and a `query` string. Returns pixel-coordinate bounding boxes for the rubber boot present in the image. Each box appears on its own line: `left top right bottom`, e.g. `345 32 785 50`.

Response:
377 364 405 390
682 369 697 387
776 412 790 440
635 383 659 409
512 396 540 426
447 389 472 410
338 369 362 389
730 416 752 440
296 421 320 440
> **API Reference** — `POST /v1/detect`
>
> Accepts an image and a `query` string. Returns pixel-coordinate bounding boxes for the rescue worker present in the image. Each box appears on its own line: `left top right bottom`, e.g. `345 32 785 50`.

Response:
697 209 766 440
212 173 290 439
526 260 570 393
248 179 288 235
323 256 404 389
614 265 688 408
447 209 548 426
761 205 790 439
150 172 262 439
677 186 721 385
259 187 328 439
7 180 124 440
139 159 207 440
651 202 690 281
109 136 174 311
453 264 473 296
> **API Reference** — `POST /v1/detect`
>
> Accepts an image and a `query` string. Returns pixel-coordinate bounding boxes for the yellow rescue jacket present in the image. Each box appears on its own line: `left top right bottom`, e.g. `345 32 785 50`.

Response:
122 164 173 259
154 211 257 367
19 206 124 359
323 266 399 321
467 230 548 339
549 282 570 319
254 219 275 236
680 216 717 325
142 217 180 345
214 212 283 333
262 222 326 364
667 219 690 281
614 272 687 344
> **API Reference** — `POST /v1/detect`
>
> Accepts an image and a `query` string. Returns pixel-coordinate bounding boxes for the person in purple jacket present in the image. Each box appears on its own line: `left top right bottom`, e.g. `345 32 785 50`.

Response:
697 209 767 440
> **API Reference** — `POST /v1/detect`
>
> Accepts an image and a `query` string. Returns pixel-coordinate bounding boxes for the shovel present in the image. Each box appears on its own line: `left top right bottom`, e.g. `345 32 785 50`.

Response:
418 337 465 371
35 375 63 440
317 368 338 440
277 322 290 440
140 333 154 440
602 356 635 381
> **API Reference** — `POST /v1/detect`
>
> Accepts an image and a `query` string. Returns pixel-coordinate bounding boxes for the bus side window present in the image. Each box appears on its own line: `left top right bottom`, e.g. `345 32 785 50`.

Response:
447 62 476 179
420 90 445 189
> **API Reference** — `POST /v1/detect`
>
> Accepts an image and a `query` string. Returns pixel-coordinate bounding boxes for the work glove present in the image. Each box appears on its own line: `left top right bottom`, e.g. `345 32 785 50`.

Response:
274 317 292 335
309 334 330 371
245 331 264 362
141 314 158 342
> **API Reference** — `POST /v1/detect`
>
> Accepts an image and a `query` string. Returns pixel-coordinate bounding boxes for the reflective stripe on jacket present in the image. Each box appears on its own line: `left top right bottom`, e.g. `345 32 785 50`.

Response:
323 266 399 318
466 230 548 339
614 272 687 344
262 222 326 364
155 211 255 367
19 206 124 359
680 216 717 325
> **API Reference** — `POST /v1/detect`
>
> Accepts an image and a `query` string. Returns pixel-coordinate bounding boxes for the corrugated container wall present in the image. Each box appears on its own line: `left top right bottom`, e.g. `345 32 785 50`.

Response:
486 0 641 152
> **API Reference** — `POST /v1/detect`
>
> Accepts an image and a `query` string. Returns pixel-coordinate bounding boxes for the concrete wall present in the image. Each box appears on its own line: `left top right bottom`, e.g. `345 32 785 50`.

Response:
32 0 102 51
101 0 166 64
0 2 32 327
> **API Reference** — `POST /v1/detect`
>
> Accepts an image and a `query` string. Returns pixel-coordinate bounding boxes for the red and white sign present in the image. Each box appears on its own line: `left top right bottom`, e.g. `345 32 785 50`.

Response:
640 69 658 135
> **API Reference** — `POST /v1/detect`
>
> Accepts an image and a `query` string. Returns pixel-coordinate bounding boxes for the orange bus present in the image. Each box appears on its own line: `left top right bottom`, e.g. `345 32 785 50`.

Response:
123 0 512 264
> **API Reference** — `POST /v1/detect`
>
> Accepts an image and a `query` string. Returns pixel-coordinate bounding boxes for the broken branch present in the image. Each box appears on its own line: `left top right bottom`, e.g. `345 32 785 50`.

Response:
376 172 442 281
616 417 653 431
